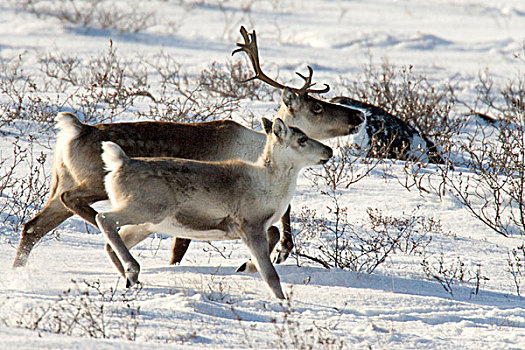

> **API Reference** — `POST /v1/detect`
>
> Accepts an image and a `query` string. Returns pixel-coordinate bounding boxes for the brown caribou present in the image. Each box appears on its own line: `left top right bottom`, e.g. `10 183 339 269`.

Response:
12 27 364 269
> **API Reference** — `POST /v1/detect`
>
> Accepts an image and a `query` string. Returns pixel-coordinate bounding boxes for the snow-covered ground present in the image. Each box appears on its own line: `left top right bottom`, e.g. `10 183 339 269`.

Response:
1 0 525 348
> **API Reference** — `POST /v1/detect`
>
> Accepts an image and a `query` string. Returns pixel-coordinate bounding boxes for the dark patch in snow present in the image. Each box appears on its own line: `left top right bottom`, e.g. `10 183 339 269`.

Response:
331 96 444 164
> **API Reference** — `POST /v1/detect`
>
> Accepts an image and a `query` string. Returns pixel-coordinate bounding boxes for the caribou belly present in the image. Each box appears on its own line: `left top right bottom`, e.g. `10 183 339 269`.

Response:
147 216 240 241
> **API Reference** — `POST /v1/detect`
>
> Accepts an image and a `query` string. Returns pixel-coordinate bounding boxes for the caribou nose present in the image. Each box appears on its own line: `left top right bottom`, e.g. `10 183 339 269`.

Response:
347 109 366 134
351 109 365 125
321 146 333 164
327 146 333 158
319 145 334 164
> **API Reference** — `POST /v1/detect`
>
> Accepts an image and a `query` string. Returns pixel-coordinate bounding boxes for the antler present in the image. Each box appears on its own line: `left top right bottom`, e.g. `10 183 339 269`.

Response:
295 66 330 95
232 26 330 95
232 26 285 90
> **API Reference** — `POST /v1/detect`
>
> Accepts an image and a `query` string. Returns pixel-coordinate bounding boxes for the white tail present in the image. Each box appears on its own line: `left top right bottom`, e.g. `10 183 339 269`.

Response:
55 112 83 139
101 142 128 173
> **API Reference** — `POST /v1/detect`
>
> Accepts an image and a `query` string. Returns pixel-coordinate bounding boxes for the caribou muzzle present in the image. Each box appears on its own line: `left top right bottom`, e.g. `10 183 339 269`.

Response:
319 146 333 164
346 109 366 135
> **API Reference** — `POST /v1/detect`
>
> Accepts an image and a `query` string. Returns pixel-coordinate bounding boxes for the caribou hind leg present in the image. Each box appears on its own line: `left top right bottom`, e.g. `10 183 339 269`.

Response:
60 182 107 227
169 238 192 265
13 169 78 267
14 174 108 267
271 205 294 264
13 196 73 267
170 225 282 272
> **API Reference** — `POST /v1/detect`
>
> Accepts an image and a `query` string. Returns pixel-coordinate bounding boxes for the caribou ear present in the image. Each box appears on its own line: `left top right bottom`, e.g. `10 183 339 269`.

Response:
282 87 298 110
272 118 291 140
261 118 273 134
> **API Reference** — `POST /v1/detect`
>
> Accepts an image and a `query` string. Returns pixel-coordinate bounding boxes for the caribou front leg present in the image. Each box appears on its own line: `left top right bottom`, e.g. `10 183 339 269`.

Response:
169 238 192 265
237 205 294 272
271 205 294 264
236 225 280 273
239 225 285 299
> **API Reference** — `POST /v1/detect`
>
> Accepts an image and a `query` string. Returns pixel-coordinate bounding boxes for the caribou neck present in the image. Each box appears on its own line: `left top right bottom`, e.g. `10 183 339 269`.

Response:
257 140 296 180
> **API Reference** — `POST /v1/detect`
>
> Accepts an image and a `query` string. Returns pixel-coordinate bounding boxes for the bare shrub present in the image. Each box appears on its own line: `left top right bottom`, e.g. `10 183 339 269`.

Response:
14 279 142 340
0 54 57 130
198 60 274 101
294 206 434 273
421 253 489 298
10 0 156 34
203 241 234 261
338 59 462 148
507 244 525 297
137 54 261 123
1 43 153 130
216 0 256 40
306 142 382 191
294 143 432 272
39 42 153 123
446 123 525 236
395 161 440 196
343 51 525 240
463 67 525 122
0 137 49 235
295 142 382 270
3 41 270 129
444 69 525 237
333 59 464 202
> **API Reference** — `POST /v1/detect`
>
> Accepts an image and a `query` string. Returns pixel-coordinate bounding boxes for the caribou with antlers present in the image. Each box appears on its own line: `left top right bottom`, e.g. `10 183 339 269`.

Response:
13 27 364 270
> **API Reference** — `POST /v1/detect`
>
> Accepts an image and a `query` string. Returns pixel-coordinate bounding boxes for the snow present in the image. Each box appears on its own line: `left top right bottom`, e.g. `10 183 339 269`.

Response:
1 0 525 348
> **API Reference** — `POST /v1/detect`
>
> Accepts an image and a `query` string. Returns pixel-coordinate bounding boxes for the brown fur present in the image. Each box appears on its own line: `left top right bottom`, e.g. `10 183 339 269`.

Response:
13 88 363 268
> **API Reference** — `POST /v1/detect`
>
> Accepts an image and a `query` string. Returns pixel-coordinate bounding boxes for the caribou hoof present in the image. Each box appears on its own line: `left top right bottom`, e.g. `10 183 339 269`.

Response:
125 276 140 288
236 260 258 274
272 246 290 264
125 267 140 288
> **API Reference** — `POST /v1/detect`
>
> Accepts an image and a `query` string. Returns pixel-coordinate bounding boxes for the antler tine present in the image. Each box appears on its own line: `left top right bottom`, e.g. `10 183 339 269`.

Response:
295 66 330 95
296 66 314 89
233 27 330 95
232 26 286 90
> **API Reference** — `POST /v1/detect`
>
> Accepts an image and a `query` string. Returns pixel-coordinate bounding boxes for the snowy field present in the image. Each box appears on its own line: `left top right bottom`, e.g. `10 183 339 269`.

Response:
1 0 525 348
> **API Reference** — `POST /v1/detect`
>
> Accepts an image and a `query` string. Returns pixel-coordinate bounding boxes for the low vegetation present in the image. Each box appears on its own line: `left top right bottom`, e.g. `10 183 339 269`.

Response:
1 3 524 345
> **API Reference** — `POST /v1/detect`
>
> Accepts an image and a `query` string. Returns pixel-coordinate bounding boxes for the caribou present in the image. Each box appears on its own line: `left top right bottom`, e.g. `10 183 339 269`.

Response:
13 27 364 269
96 118 332 298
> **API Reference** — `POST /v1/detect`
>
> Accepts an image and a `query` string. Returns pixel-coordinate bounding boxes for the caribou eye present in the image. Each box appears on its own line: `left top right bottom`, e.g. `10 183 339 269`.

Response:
311 103 323 114
298 136 308 145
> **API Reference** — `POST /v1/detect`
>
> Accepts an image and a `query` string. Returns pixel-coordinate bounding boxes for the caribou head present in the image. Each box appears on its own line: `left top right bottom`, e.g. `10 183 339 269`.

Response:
233 26 364 140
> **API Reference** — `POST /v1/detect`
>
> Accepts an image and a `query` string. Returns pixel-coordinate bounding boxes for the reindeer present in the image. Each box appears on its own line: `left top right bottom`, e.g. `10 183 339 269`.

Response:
170 27 366 266
13 27 364 269
96 118 332 299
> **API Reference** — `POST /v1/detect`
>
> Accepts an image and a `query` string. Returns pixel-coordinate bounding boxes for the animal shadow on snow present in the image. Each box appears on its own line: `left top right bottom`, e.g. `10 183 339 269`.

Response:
147 264 523 310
